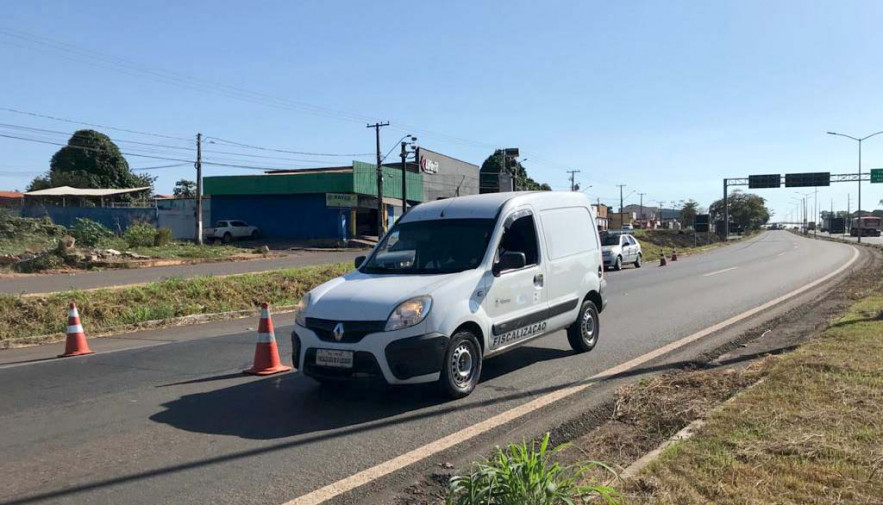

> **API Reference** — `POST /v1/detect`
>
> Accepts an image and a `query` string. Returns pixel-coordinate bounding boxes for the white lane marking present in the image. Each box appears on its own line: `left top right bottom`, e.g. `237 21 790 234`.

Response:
284 246 860 505
703 267 738 277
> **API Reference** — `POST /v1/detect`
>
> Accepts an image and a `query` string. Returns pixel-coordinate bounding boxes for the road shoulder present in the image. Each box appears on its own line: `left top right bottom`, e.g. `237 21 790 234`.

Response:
373 241 879 505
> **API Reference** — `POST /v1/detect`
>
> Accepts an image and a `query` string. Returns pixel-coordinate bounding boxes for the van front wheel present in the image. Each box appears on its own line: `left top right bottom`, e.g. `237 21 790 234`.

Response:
438 330 482 399
567 300 599 353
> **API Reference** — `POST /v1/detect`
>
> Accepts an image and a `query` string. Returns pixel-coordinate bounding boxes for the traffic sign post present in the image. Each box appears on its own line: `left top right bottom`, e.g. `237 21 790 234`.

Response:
785 172 830 187
748 174 781 189
872 168 883 183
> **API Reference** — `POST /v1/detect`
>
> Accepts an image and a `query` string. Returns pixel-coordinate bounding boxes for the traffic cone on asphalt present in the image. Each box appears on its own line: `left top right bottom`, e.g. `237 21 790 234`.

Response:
659 252 667 267
58 302 94 358
671 248 678 261
244 303 291 376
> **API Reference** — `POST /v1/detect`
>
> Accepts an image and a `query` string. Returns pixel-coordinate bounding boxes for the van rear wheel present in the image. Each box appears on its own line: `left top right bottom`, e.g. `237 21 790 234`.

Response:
567 300 599 353
438 330 482 399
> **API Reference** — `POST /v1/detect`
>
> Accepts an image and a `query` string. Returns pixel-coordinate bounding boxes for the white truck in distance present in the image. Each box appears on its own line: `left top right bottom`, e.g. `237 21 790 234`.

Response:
204 220 261 243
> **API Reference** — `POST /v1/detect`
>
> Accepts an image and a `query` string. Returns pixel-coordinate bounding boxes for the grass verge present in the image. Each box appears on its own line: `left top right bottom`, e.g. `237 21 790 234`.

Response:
631 229 749 262
0 262 349 347
626 289 883 504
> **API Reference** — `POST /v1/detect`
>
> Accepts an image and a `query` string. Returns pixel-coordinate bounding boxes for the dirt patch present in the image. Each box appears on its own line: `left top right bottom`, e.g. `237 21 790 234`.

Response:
393 244 882 504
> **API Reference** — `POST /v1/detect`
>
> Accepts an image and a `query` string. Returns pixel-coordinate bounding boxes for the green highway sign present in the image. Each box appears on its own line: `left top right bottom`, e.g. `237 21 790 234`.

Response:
872 168 883 183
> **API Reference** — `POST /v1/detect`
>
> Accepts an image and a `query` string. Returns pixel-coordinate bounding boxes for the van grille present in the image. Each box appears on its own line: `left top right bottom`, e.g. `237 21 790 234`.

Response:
304 318 386 343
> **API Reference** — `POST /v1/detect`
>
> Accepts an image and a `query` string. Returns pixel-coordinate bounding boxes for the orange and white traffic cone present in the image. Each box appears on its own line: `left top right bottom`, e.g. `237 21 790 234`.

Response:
671 248 678 261
659 252 667 267
244 302 292 376
59 302 94 358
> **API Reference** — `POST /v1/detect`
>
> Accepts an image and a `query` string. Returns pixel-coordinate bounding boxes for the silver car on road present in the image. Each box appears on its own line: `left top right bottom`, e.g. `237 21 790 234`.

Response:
601 232 642 270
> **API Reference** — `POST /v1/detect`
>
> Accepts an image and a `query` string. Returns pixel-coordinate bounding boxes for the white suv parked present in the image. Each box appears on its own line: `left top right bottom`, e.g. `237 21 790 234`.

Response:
292 192 607 398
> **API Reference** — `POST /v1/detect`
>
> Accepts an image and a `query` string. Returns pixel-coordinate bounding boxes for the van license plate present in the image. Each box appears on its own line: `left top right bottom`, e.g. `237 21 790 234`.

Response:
315 349 353 368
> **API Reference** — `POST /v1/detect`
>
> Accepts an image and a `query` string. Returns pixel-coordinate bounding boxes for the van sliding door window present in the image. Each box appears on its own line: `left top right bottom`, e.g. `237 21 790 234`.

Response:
498 214 539 267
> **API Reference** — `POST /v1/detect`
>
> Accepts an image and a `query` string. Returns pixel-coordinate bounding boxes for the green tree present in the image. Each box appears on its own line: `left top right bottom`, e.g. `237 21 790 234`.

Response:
679 199 701 228
708 191 771 230
173 179 196 198
479 152 551 192
27 130 155 193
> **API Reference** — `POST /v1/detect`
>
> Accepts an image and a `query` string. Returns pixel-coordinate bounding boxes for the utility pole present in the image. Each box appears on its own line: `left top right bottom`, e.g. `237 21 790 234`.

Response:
847 194 851 236
400 141 408 216
830 198 833 236
367 122 389 237
195 132 203 245
567 170 581 191
616 184 626 228
723 179 729 241
637 192 646 224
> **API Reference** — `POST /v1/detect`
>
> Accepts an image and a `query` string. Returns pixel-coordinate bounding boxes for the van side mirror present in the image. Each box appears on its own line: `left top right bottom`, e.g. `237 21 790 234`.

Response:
493 251 526 276
354 256 366 269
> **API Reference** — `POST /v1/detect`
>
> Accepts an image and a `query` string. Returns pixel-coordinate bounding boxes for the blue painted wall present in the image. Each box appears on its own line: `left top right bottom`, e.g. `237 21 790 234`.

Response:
22 205 156 233
210 194 350 240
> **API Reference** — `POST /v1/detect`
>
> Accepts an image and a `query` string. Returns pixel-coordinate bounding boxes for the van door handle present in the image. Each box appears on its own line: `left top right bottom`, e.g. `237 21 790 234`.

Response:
533 274 544 287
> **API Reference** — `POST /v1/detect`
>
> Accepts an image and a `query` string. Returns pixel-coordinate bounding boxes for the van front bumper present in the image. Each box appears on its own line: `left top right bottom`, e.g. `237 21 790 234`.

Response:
292 325 447 385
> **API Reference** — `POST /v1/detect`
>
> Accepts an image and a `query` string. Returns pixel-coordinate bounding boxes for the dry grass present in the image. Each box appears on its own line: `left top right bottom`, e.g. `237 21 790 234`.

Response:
551 365 768 491
0 262 349 347
631 229 744 262
626 292 883 504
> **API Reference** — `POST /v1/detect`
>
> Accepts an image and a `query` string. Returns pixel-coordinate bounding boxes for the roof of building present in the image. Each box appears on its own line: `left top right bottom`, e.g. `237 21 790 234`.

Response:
24 186 152 197
0 191 24 199
263 166 354 175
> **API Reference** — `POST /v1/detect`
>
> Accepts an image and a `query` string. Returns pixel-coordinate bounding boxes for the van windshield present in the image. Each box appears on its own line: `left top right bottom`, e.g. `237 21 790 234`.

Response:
361 218 496 275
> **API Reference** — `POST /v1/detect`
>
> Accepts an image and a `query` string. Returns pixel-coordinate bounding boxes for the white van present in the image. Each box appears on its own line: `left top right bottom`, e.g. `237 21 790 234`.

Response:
291 192 607 398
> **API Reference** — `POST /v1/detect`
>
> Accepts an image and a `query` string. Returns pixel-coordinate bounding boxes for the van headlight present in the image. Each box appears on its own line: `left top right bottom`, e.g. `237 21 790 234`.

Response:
385 296 432 331
294 293 311 327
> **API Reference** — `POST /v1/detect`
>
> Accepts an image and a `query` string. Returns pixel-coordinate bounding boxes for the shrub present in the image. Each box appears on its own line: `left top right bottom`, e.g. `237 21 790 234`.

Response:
13 251 65 273
153 228 173 246
446 433 620 505
123 223 158 248
70 218 114 247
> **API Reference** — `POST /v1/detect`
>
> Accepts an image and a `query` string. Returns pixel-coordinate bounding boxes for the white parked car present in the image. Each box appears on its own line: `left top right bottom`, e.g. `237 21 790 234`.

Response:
203 220 261 243
291 192 607 398
601 233 642 270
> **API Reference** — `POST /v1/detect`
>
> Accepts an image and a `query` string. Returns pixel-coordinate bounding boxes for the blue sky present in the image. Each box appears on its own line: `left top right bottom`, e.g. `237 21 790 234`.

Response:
1 0 882 220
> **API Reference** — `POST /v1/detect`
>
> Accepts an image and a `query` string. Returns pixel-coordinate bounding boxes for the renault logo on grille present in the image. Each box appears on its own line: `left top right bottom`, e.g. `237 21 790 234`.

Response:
332 322 345 341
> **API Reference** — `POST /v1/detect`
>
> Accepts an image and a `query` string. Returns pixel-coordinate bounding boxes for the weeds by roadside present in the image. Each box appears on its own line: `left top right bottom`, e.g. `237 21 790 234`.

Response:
447 433 620 505
0 262 349 346
626 287 883 504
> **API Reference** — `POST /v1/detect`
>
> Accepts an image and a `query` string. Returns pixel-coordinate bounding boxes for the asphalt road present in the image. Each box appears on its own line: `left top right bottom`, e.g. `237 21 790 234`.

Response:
0 249 363 295
0 231 858 505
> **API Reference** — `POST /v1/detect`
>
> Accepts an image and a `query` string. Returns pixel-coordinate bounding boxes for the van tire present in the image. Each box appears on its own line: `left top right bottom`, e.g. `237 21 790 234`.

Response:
438 330 482 399
567 300 599 353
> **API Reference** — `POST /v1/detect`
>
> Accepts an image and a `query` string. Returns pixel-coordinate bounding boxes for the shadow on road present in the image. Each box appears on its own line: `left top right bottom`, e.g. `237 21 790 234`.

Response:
149 344 573 440
9 342 794 505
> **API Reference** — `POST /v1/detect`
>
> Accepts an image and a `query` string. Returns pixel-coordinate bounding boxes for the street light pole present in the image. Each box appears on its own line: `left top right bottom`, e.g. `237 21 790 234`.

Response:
827 130 883 243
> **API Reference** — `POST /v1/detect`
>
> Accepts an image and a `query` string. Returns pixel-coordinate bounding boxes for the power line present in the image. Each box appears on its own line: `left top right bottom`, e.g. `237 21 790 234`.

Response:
0 28 558 160
0 106 191 141
206 136 372 157
131 163 192 171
